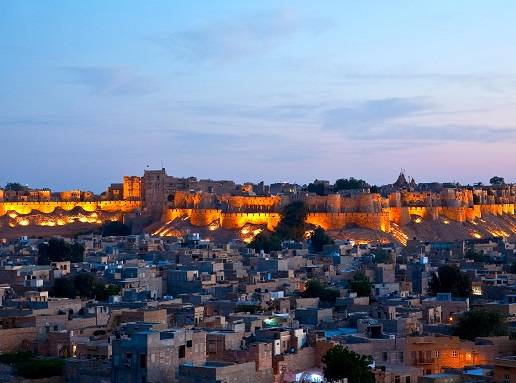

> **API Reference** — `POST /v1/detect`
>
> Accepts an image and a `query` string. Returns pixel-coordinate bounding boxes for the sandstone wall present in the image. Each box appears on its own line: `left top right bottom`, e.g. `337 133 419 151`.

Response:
0 201 141 216
0 327 38 352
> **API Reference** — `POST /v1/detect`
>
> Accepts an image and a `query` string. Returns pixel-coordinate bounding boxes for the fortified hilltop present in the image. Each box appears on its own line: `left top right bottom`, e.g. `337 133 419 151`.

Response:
1 169 515 245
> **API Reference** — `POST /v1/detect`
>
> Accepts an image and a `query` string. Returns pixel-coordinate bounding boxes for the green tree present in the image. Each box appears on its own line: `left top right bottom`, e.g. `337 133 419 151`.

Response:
303 279 339 304
37 238 84 265
51 274 120 301
323 345 374 383
335 177 370 191
490 176 505 185
310 226 334 253
5 182 28 191
348 272 371 297
248 232 282 253
248 201 310 250
51 277 76 298
372 248 393 264
0 352 64 379
428 265 471 297
275 201 308 242
101 220 131 236
15 359 65 379
95 284 121 301
453 309 507 340
73 273 98 298
465 249 486 263
370 185 380 193
306 182 326 195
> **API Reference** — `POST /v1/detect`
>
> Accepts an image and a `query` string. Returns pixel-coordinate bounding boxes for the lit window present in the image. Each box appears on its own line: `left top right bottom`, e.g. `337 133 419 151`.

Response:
452 350 459 357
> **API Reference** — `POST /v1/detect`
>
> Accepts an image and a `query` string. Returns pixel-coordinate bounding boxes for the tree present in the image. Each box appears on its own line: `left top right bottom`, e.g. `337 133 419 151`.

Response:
509 262 516 274
51 277 76 298
5 182 28 192
335 177 370 191
51 273 120 301
248 201 308 251
101 220 131 236
310 226 334 253
453 309 507 340
306 182 326 195
37 238 84 265
348 272 371 297
73 273 98 298
323 345 374 383
303 279 339 304
372 248 393 264
428 265 471 297
248 232 282 253
15 359 65 379
275 201 308 242
490 176 505 185
370 185 380 193
0 352 64 379
465 249 486 263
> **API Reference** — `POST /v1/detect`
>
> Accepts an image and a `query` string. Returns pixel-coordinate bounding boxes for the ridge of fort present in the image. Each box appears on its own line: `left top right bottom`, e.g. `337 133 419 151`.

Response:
1 168 516 245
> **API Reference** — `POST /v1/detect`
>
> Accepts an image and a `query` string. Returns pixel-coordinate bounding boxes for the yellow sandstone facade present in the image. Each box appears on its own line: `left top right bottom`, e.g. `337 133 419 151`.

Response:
1 171 514 239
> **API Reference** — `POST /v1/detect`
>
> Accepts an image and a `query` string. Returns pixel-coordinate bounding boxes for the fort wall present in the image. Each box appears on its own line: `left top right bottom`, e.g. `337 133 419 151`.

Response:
163 208 281 231
1 188 514 235
0 200 141 217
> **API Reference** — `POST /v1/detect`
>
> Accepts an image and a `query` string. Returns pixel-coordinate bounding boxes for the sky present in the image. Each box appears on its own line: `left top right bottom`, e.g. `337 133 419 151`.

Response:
1 1 516 192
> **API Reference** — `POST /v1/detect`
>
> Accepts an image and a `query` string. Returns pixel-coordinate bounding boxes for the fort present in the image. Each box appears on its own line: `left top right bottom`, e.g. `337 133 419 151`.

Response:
1 169 515 244
0 200 141 217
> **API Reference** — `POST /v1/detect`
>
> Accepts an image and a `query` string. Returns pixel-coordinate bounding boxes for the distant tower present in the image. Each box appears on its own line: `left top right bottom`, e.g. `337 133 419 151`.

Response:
393 170 409 189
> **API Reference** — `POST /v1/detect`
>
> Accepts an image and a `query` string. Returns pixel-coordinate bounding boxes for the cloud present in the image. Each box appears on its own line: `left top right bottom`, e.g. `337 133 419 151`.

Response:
374 124 516 142
329 71 516 93
322 97 516 142
63 66 157 96
323 98 431 132
159 8 330 63
173 101 322 121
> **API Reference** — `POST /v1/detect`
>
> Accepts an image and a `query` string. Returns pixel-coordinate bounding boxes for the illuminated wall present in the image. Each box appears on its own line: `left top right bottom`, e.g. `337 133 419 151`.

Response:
0 200 141 217
164 208 390 232
164 208 281 231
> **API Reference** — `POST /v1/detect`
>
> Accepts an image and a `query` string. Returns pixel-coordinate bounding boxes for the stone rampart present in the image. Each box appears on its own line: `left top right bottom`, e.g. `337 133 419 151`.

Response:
0 200 141 216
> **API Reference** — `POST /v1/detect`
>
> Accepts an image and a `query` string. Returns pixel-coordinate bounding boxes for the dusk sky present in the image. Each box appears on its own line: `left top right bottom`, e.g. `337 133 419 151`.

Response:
2 1 516 192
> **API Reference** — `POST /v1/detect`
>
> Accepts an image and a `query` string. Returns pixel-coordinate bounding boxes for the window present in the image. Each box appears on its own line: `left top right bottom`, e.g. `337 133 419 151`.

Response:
395 376 400 383
382 352 388 362
434 350 440 358
398 352 404 363
452 350 459 357
406 377 411 383
178 345 186 358
139 354 147 369
186 340 193 348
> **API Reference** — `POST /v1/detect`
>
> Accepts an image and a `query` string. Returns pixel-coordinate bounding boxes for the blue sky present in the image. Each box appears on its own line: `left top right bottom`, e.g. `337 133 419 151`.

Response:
2 1 516 191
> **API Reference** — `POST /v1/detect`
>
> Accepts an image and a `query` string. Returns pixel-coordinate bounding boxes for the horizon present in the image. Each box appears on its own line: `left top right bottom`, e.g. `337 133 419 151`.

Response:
2 1 516 191
1 166 511 194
